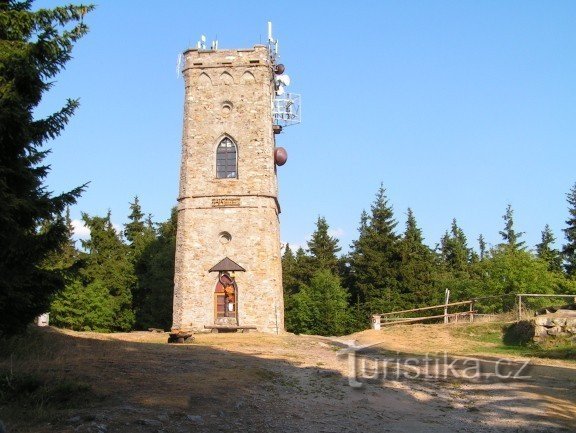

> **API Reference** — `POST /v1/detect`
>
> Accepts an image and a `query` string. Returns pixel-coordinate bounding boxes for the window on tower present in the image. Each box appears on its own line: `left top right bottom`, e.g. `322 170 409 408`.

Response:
216 137 237 179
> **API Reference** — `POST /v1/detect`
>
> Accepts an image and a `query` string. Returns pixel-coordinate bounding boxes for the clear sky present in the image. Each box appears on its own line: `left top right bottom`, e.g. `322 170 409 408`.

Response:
35 0 576 254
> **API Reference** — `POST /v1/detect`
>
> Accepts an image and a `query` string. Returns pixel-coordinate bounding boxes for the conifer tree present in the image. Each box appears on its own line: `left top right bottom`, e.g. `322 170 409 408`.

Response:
499 204 525 251
478 234 487 260
285 270 352 336
80 211 135 331
134 208 177 330
536 224 562 273
306 216 341 273
281 244 300 296
439 219 472 274
562 183 576 277
397 208 439 306
0 1 93 334
349 185 400 314
124 196 156 259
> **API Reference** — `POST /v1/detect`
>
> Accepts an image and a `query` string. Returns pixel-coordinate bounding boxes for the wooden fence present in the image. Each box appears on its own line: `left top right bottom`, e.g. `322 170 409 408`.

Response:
371 292 576 329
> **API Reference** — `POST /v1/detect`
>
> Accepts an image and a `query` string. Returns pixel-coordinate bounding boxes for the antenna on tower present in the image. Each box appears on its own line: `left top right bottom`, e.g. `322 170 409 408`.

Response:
196 35 206 50
267 21 279 61
211 36 218 50
176 53 183 78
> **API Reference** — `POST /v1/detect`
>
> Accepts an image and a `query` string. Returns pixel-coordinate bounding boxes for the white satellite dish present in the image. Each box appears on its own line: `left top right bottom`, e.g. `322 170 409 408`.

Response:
276 85 285 96
276 74 291 86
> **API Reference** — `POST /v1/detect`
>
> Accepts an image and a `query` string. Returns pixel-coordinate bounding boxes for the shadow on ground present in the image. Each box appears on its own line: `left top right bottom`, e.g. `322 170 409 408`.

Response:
0 327 574 433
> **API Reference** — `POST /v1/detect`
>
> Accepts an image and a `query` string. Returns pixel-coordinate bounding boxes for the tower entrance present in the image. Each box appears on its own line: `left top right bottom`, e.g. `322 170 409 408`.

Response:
214 273 237 326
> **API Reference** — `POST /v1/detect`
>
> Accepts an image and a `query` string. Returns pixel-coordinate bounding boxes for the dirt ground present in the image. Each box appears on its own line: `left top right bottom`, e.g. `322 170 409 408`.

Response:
2 324 576 433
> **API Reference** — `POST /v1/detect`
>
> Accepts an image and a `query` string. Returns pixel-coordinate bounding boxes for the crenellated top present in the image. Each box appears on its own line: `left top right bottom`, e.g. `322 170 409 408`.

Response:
182 45 272 71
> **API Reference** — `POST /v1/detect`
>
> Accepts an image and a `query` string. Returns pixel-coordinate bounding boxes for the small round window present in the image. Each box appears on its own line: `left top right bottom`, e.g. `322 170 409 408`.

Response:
219 231 232 244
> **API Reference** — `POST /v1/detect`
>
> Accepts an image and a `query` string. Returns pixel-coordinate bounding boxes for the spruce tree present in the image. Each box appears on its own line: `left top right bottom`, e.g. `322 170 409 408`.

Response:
349 185 400 314
439 219 472 274
562 183 576 277
124 196 156 259
285 270 351 336
536 224 562 273
0 1 93 334
135 208 177 330
478 234 487 261
80 211 135 331
306 216 341 273
281 244 300 296
397 208 439 307
499 204 525 251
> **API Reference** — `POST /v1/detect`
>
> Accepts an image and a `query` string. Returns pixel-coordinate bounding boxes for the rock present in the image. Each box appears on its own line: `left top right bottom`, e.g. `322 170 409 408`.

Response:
67 415 82 423
186 415 204 424
551 318 567 327
546 326 563 336
138 419 163 427
534 326 548 338
534 317 553 327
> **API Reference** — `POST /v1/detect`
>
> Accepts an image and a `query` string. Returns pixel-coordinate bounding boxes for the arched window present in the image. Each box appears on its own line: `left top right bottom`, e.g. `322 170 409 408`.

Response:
216 137 237 179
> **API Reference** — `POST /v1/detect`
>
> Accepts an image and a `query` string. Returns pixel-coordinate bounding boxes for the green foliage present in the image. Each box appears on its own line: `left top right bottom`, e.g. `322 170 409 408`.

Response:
348 185 401 315
79 212 135 331
474 248 562 312
498 204 525 251
439 219 473 274
50 279 115 332
536 224 562 273
285 270 352 336
124 196 156 260
562 183 576 277
397 208 441 307
306 216 341 273
133 208 177 330
0 1 93 335
281 244 300 296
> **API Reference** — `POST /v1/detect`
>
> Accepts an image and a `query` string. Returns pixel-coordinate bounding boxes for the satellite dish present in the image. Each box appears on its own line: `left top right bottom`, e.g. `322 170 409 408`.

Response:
276 74 291 86
276 85 285 96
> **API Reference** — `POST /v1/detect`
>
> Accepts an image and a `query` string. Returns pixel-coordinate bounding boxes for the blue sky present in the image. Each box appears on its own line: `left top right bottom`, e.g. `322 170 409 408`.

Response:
35 0 576 253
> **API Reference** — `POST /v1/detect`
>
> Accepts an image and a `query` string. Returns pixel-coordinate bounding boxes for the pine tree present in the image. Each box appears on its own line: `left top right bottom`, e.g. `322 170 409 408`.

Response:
0 2 93 334
306 216 341 273
499 204 525 251
562 183 576 277
536 224 562 273
80 211 135 331
397 208 439 307
349 185 401 315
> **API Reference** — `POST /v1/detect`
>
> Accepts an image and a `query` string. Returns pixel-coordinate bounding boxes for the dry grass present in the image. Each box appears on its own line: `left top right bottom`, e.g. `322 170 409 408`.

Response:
1 325 575 432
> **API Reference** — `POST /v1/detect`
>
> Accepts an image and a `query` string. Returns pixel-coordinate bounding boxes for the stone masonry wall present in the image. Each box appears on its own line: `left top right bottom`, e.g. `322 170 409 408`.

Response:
172 45 284 333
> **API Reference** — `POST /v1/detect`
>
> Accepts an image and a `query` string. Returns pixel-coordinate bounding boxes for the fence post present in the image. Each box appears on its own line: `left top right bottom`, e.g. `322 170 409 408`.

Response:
517 295 522 321
371 315 381 331
469 300 475 323
444 289 450 324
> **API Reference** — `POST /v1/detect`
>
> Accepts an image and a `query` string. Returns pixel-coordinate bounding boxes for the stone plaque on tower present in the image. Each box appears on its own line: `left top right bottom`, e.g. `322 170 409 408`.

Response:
172 27 297 334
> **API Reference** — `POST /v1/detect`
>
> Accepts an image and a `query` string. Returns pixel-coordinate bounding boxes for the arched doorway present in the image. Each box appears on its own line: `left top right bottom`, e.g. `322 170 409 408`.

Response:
214 272 238 325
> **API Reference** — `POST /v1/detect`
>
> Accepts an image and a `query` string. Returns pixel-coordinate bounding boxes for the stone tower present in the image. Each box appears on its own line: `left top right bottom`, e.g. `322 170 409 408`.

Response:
172 43 285 333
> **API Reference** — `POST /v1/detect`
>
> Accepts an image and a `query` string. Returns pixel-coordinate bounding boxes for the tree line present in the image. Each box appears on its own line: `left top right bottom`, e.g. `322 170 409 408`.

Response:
283 184 576 336
47 201 176 332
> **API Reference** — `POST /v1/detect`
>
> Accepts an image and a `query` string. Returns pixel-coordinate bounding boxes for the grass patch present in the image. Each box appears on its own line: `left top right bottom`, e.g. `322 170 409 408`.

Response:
0 328 102 425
